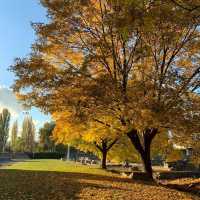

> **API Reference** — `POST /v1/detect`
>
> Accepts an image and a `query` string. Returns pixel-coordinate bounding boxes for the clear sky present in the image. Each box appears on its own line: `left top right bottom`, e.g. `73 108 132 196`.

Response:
0 0 50 136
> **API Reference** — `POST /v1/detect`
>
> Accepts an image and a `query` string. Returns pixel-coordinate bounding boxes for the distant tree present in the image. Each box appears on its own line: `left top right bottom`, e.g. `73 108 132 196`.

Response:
180 133 200 167
78 136 119 169
11 120 18 152
151 131 170 159
14 137 25 152
21 116 35 152
166 148 183 163
192 144 200 167
0 108 11 152
53 112 122 169
53 118 139 168
80 122 119 169
108 135 140 164
39 122 55 152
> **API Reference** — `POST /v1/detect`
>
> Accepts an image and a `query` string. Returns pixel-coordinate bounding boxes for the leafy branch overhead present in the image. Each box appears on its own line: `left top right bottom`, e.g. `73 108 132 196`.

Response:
10 0 200 175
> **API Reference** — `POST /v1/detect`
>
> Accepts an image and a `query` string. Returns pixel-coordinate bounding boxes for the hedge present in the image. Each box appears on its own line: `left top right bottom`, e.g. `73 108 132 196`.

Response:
26 152 65 159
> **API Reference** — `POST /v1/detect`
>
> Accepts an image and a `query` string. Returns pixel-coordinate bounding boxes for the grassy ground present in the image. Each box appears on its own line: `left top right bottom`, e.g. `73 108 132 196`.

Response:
3 159 113 176
0 159 199 200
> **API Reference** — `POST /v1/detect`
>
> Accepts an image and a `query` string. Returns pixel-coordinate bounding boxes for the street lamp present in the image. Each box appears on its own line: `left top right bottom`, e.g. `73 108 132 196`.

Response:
67 144 70 160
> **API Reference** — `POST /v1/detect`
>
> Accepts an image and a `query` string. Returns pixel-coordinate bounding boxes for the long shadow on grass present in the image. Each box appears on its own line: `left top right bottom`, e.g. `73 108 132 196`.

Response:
0 169 198 200
159 181 200 198
0 169 134 200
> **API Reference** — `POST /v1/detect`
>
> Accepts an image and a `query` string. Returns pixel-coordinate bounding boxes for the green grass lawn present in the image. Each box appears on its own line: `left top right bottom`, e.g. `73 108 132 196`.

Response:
0 159 199 200
3 159 114 176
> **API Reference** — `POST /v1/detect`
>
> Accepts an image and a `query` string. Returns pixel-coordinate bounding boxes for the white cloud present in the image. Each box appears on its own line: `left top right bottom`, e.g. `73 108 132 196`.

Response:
0 85 23 117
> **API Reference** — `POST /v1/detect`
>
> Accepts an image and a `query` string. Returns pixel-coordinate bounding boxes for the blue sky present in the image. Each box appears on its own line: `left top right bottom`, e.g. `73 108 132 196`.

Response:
0 0 50 136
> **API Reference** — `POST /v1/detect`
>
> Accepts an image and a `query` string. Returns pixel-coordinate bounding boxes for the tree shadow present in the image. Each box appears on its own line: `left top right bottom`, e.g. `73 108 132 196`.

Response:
0 169 78 199
0 169 134 200
159 182 200 198
0 169 198 199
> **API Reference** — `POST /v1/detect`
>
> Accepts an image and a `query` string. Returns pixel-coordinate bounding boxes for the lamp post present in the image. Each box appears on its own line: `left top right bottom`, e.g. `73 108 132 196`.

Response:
67 144 70 160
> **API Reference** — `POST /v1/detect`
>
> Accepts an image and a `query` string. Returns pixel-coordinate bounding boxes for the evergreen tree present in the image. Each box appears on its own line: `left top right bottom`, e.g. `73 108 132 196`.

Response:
11 120 18 152
0 108 11 152
21 115 35 152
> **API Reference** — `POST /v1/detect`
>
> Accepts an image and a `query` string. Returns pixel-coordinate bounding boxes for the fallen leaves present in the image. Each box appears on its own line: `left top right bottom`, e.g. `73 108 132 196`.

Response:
0 169 199 200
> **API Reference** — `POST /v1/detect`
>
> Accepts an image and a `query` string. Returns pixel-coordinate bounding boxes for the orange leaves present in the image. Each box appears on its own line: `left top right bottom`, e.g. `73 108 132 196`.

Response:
0 161 197 200
10 0 200 162
52 111 85 144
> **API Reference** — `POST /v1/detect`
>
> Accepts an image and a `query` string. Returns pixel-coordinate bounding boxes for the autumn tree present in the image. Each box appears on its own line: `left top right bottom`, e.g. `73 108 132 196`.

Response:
81 131 119 169
53 112 120 169
53 115 138 169
11 120 18 152
10 0 200 179
21 115 35 152
108 134 140 164
0 108 11 152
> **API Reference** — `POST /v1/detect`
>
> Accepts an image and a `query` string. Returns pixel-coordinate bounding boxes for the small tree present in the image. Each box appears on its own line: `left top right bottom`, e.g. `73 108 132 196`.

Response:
53 112 120 169
15 137 24 152
108 135 140 164
83 129 119 169
21 116 35 152
11 120 18 152
0 108 11 152
39 122 55 152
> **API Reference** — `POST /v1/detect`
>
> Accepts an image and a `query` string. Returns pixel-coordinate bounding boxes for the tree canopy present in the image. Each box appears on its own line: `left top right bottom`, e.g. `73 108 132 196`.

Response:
10 0 200 178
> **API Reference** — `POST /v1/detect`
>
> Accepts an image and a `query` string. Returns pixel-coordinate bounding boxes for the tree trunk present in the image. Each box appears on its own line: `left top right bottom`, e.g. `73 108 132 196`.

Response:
101 150 107 169
127 128 157 180
95 138 118 170
141 144 153 179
